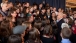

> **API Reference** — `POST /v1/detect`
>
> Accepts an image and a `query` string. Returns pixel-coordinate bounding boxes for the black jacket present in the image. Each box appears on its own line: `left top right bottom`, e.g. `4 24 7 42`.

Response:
57 19 64 34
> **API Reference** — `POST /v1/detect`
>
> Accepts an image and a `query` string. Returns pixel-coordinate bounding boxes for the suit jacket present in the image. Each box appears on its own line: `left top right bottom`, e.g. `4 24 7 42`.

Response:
57 19 65 34
57 19 65 43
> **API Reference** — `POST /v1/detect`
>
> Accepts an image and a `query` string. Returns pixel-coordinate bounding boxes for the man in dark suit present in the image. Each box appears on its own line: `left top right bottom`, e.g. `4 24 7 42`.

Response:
57 13 65 43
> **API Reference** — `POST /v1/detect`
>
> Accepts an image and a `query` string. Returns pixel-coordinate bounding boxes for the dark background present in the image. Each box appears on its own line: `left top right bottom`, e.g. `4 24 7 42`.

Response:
8 0 65 10
0 0 2 3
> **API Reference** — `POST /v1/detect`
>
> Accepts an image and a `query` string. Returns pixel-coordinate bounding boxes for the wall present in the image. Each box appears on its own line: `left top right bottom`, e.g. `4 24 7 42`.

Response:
8 0 65 10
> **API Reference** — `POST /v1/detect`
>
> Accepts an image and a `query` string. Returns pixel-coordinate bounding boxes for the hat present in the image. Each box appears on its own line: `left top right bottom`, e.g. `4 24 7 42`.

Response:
13 25 27 34
61 23 69 29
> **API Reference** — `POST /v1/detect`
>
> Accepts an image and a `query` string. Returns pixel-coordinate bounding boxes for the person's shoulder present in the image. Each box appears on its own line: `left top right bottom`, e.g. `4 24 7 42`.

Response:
61 39 71 43
58 19 65 23
60 19 64 21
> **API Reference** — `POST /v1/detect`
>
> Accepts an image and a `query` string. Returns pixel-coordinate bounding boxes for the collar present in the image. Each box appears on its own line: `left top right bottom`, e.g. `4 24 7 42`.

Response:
61 38 71 43
57 18 62 22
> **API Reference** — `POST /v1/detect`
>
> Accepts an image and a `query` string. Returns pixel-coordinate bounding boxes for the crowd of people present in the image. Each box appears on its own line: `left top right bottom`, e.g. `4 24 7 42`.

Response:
0 1 76 43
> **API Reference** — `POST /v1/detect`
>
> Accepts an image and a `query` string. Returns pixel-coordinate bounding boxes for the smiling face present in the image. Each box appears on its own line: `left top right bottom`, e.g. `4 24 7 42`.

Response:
11 11 17 17
52 12 56 17
47 9 50 13
26 3 30 7
16 9 20 13
29 16 34 22
33 5 37 10
63 14 67 18
53 7 56 12
57 13 63 20
58 8 62 12
8 2 13 9
26 8 29 13
41 9 46 14
39 4 43 8
30 7 34 13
